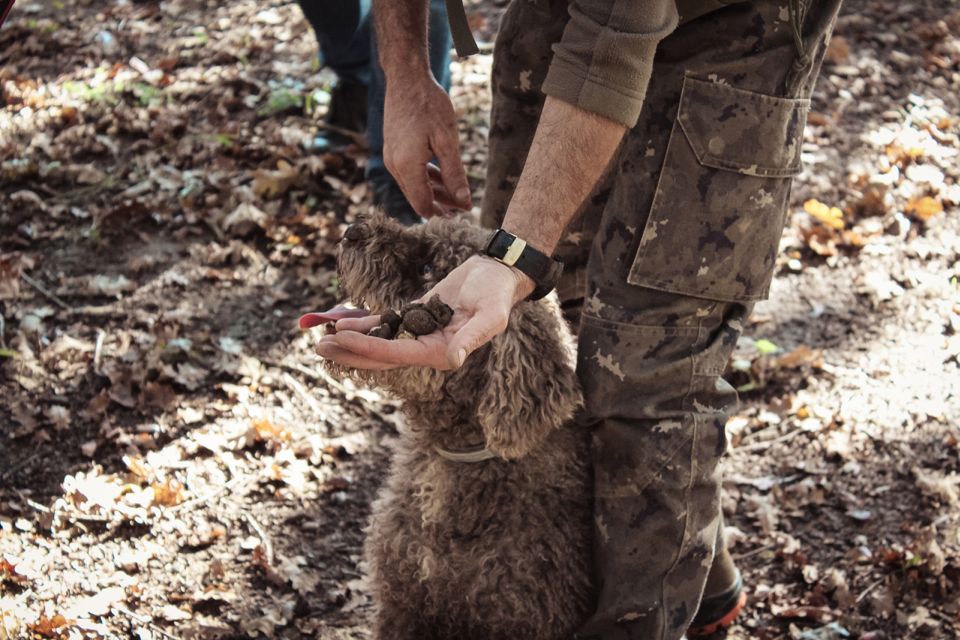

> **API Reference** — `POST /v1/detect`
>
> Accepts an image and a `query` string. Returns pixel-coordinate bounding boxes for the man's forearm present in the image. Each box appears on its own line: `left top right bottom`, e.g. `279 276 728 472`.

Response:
501 96 627 255
373 0 431 80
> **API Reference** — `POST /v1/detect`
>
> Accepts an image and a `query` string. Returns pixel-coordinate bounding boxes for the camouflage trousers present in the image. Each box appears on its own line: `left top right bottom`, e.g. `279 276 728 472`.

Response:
481 0 843 637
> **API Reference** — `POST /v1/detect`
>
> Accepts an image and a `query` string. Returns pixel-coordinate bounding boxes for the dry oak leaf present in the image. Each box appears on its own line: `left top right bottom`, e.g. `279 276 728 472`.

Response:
905 196 944 222
151 479 186 507
27 614 71 638
253 160 300 199
0 558 29 585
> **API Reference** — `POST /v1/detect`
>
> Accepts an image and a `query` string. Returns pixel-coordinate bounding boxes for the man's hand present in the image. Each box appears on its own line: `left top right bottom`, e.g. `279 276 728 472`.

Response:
384 78 472 218
316 256 534 370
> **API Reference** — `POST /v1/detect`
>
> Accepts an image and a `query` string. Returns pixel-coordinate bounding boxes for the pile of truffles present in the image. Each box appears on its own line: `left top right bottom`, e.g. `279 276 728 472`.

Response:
368 295 454 339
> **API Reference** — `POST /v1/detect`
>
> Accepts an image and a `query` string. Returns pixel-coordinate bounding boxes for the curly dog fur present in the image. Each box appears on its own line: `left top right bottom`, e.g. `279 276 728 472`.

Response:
324 210 593 640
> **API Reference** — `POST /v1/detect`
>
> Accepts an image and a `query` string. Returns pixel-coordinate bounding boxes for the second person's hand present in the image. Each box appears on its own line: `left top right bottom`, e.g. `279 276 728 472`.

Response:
383 76 472 218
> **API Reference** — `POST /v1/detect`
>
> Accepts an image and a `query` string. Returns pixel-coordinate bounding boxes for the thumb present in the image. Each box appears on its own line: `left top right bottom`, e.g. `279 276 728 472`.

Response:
446 306 508 369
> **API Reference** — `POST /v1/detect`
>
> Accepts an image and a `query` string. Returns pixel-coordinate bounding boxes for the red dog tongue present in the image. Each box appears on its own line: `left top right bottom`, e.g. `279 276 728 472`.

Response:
298 308 369 329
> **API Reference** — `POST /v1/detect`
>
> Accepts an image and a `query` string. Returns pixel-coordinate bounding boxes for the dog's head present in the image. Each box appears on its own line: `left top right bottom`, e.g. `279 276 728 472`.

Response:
335 210 480 312
331 210 581 459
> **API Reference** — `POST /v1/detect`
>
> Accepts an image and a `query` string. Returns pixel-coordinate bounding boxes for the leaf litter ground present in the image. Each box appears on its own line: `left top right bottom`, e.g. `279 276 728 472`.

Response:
1 0 959 638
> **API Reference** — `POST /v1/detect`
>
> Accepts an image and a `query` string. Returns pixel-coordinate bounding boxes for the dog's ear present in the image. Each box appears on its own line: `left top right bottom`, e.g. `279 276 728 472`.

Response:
476 301 582 460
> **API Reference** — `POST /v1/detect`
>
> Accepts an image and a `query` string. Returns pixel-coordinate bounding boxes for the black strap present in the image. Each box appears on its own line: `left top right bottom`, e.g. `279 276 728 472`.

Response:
0 0 16 29
443 0 479 57
484 229 563 301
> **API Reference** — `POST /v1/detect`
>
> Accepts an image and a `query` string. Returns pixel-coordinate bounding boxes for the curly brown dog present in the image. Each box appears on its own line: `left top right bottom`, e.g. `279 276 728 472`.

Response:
319 211 593 640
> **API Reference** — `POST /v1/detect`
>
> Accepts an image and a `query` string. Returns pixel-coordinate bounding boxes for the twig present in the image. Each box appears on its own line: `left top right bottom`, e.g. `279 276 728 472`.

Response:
316 122 366 147
0 311 6 348
93 329 106 373
263 357 380 404
733 543 776 561
245 512 274 564
856 575 887 604
734 427 804 453
26 499 50 513
113 606 180 640
66 304 125 317
281 371 323 414
264 357 347 395
169 473 252 513
20 272 71 310
0 452 40 482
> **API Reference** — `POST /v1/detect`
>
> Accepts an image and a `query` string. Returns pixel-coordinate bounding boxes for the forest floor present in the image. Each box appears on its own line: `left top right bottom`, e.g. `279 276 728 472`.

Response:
1 0 959 638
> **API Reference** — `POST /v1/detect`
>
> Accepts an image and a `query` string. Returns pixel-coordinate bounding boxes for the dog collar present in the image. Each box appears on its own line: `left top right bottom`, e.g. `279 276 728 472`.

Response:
433 444 497 463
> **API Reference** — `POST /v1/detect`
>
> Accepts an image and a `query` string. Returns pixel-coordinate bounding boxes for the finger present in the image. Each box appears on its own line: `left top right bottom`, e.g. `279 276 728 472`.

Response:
430 133 471 210
393 161 445 218
446 306 509 368
315 341 399 370
332 330 450 370
335 315 382 333
427 164 463 211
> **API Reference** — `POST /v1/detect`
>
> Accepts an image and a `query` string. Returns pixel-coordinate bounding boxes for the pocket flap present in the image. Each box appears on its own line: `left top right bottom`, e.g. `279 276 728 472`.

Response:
678 75 809 177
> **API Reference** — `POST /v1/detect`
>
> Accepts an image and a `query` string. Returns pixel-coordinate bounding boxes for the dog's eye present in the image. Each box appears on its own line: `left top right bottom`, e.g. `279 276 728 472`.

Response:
422 264 433 276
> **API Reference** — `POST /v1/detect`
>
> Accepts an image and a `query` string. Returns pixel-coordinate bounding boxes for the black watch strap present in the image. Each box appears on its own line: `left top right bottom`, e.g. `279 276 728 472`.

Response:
483 229 564 301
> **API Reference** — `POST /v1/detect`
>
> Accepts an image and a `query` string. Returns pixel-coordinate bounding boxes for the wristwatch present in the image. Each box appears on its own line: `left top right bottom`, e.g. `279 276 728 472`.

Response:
483 229 564 301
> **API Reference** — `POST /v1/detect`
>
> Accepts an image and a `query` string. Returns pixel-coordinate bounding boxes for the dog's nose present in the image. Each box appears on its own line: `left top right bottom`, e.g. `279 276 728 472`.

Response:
344 223 367 242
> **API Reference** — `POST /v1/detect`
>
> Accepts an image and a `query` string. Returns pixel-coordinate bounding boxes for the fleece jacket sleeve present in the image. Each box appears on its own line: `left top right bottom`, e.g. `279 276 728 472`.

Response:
541 0 680 127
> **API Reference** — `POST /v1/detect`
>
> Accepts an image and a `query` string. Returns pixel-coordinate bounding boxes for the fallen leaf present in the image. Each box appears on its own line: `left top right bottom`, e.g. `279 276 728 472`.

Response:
823 35 851 64
63 472 124 511
64 586 126 619
151 479 186 507
0 596 28 639
140 381 179 410
804 199 846 230
44 405 71 431
27 614 70 638
0 255 22 300
0 558 29 585
755 338 780 355
223 202 268 236
247 419 290 447
798 622 851 640
158 604 192 622
914 467 960 504
74 164 106 185
85 274 137 297
905 196 944 221
253 160 300 199
173 363 207 390
774 345 823 369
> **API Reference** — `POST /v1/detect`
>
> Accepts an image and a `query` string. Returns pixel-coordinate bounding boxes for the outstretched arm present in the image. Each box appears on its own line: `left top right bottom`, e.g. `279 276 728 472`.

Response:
499 96 625 257
316 96 626 370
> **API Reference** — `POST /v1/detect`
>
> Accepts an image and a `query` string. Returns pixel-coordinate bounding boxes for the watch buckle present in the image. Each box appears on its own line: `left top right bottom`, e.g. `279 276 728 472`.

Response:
501 237 527 267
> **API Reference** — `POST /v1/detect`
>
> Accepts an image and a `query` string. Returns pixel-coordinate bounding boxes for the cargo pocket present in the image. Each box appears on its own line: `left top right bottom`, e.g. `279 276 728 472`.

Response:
627 74 809 302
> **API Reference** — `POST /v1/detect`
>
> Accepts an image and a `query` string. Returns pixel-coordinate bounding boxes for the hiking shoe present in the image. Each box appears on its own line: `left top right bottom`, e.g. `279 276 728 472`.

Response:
687 570 747 637
327 79 367 134
312 80 368 152
369 169 423 227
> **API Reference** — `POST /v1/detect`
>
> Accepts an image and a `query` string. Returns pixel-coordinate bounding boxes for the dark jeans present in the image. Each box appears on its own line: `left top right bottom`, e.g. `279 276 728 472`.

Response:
297 0 452 176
